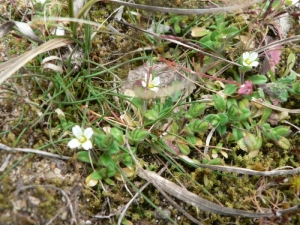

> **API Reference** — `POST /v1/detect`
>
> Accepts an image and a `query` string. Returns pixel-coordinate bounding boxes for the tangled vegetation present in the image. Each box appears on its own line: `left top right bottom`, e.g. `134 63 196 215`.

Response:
1 0 300 224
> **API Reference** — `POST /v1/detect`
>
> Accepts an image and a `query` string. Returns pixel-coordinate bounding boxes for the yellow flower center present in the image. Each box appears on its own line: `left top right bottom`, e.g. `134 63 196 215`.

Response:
245 59 252 65
78 135 87 143
148 82 155 89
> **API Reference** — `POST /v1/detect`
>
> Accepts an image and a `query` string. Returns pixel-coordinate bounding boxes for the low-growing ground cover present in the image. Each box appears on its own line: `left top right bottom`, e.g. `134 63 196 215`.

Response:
1 0 300 224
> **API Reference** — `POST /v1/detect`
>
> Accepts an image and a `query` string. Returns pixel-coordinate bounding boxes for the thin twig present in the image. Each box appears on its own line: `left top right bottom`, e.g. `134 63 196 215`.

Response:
0 154 11 172
108 0 262 15
180 155 300 176
251 98 300 113
204 127 216 155
0 143 70 160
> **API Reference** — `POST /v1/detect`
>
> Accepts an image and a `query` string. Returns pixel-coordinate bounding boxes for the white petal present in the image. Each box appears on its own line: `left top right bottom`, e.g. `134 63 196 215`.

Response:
148 73 153 81
82 140 93 150
150 87 159 92
84 127 93 139
249 52 258 61
152 77 160 86
250 61 259 67
242 52 249 59
68 139 81 149
141 81 147 88
72 125 83 138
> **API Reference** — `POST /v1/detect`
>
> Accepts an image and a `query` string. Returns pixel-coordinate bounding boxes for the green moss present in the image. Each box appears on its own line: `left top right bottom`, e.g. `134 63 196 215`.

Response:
131 213 141 221
1 175 14 193
0 194 12 210
50 178 63 187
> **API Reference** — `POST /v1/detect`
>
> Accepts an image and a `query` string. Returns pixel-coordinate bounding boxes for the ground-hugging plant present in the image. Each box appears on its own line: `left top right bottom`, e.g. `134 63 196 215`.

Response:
3 0 300 224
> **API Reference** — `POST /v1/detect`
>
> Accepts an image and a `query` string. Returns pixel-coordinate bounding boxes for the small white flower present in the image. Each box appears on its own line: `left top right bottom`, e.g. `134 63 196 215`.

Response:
141 73 160 92
68 125 93 150
242 52 259 67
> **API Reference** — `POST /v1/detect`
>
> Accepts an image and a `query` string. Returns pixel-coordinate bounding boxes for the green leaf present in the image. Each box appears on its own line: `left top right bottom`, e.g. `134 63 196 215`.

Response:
186 135 197 145
216 125 227 136
218 113 228 126
169 16 182 24
106 141 119 155
210 30 222 41
238 98 250 110
213 94 226 112
278 71 296 84
265 82 289 102
291 80 300 94
77 151 91 163
237 132 262 152
161 96 172 110
247 75 268 84
259 106 272 124
104 178 115 185
228 104 250 122
205 114 220 126
222 27 239 37
130 97 143 112
185 103 207 119
188 119 209 133
90 171 103 180
227 104 242 121
191 27 210 37
199 35 215 50
122 154 133 167
171 90 182 102
232 127 243 141
110 127 124 145
215 14 225 26
226 98 238 109
98 153 113 166
174 24 181 34
213 41 222 49
276 137 290 150
144 109 159 121
178 143 190 155
224 84 238 95
200 34 211 43
202 158 221 165
169 122 179 134
240 108 251 121
106 165 117 178
94 134 115 151
130 129 149 142
283 52 296 76
272 126 290 137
